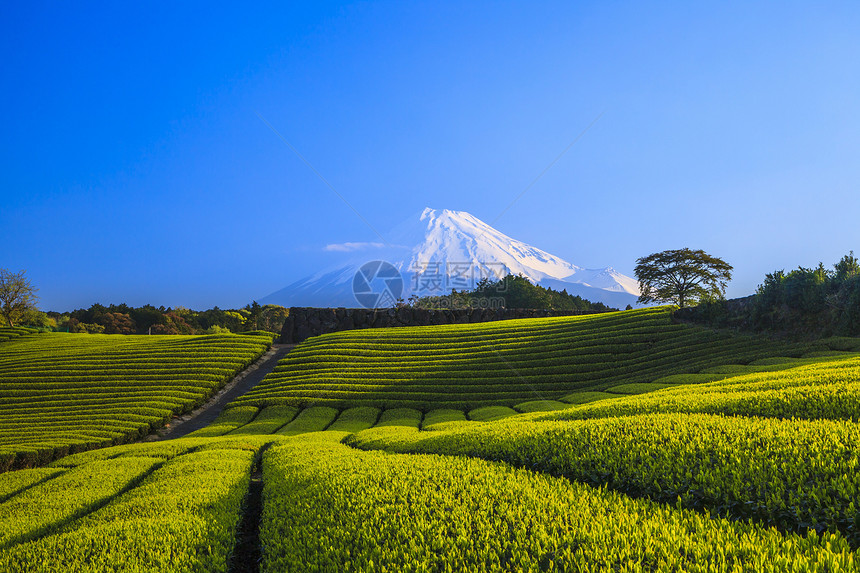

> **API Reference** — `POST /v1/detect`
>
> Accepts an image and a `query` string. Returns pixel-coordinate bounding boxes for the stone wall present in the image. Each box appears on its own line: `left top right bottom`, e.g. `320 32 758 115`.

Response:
281 307 605 343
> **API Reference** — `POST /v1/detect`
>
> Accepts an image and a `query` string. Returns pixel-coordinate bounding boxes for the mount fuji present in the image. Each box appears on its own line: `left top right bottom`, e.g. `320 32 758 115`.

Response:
260 208 640 308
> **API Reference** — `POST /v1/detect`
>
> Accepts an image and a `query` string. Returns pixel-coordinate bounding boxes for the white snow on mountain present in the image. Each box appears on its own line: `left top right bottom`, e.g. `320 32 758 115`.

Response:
261 208 640 308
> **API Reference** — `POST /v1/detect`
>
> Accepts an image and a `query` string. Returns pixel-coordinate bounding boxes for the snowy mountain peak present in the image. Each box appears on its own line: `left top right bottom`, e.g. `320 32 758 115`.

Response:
261 208 640 308
394 207 586 283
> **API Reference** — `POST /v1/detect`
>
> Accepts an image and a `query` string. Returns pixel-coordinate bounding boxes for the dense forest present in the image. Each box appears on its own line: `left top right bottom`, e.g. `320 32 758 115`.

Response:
411 274 618 312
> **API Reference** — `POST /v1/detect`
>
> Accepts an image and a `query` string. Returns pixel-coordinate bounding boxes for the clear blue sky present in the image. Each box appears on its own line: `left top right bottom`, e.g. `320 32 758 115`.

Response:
3 1 859 311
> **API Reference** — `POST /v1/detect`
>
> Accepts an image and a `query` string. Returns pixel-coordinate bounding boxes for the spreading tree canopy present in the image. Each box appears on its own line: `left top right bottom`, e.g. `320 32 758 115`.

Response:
634 248 733 308
0 268 39 327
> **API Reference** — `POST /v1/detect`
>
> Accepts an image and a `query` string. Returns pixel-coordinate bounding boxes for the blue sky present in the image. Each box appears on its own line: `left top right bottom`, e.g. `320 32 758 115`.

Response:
3 1 859 311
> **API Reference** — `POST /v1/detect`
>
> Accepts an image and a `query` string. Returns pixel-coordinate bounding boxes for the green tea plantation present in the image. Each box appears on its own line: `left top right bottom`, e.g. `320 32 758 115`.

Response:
1 308 859 571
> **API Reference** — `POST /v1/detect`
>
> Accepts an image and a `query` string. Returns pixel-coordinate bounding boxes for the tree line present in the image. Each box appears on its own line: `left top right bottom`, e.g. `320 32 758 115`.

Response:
680 252 860 336
53 301 288 335
22 299 287 335
0 268 289 335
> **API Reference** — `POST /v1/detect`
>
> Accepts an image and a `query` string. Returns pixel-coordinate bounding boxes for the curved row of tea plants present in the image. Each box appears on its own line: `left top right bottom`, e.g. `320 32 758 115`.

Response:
536 353 860 422
188 403 431 438
2 427 855 572
192 349 860 442
234 307 814 410
0 332 271 470
0 436 271 572
349 405 860 545
0 327 38 343
261 433 858 572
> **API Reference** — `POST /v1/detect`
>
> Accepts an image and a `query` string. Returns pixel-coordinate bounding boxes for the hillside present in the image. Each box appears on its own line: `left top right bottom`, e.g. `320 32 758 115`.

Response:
0 331 271 470
231 307 813 411
1 309 859 570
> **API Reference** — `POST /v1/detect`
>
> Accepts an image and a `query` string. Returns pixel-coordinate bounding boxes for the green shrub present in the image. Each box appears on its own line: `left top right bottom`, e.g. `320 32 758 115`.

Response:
275 406 338 435
421 408 467 429
605 382 673 394
263 434 857 572
227 405 299 435
349 410 860 546
513 399 571 412
468 406 518 422
0 447 257 572
559 391 618 404
0 333 269 467
326 407 381 433
375 408 423 428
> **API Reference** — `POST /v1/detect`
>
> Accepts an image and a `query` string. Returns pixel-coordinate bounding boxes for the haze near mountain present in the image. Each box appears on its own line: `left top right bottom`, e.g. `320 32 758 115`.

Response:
261 208 640 308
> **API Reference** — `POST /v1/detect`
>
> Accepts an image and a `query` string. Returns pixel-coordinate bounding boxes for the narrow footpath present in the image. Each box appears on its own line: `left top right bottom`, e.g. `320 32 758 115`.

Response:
228 443 272 573
148 343 294 440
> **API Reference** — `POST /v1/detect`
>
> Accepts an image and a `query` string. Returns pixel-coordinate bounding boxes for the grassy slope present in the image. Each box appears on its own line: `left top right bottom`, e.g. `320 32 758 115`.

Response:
232 307 816 410
1 431 854 572
0 436 268 572
0 332 271 470
262 433 857 572
534 353 860 422
0 312 859 569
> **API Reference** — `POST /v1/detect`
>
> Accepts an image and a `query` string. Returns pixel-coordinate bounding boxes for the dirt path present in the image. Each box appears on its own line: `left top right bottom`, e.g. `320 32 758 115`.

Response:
147 343 294 440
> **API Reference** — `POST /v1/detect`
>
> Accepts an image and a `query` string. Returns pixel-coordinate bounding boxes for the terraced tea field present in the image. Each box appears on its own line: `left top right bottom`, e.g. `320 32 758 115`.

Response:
0 436 267 572
0 327 38 343
232 307 818 410
1 308 859 571
0 331 271 470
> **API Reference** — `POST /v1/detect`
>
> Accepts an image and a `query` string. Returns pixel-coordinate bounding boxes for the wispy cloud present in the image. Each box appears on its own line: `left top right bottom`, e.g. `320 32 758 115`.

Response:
324 242 387 252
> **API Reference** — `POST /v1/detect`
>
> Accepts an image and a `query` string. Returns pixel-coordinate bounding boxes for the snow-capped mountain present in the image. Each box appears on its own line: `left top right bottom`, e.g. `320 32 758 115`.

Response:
260 208 640 308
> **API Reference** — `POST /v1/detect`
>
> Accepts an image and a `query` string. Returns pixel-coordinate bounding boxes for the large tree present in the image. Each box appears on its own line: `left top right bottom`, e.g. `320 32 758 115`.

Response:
0 268 39 327
634 248 733 308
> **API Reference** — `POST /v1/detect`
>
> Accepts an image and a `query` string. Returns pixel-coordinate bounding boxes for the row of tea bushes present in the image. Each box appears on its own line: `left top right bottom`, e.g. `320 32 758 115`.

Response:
234 308 814 410
0 439 264 572
0 327 37 343
0 332 271 470
260 433 858 572
349 408 860 545
538 354 860 423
